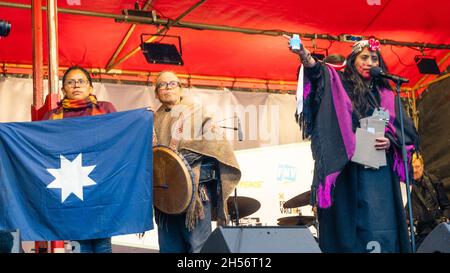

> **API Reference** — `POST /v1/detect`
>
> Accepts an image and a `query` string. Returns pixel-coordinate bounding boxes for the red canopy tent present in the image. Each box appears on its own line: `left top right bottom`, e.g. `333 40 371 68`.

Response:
0 0 449 94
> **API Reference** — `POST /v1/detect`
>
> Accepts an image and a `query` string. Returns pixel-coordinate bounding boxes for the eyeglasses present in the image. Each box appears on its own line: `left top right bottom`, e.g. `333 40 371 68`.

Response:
64 79 89 87
157 81 180 90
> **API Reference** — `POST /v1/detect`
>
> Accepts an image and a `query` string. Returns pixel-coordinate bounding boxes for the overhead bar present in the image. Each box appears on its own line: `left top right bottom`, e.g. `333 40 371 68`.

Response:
1 1 449 50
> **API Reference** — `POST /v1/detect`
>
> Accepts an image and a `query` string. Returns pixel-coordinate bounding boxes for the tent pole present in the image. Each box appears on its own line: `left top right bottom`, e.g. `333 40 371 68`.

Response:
47 0 59 95
1 63 300 90
413 73 450 91
105 25 138 70
410 90 419 130
106 36 157 71
31 0 43 109
5 61 449 91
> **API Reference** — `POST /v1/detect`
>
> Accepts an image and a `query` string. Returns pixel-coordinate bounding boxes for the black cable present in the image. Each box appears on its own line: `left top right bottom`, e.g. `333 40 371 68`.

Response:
390 45 416 67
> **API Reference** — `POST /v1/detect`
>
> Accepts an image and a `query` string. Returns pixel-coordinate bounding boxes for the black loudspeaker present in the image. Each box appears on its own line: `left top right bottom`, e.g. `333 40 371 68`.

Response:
417 223 450 253
414 55 440 75
141 43 184 66
0 230 14 253
200 226 321 253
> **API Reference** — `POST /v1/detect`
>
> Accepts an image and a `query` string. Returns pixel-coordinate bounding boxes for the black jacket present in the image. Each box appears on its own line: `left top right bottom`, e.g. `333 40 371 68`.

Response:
409 172 450 235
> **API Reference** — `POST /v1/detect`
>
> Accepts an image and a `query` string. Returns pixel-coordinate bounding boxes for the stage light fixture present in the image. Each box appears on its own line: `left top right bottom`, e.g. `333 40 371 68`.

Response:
121 8 153 19
414 55 440 75
141 34 184 66
339 34 364 43
0 20 11 38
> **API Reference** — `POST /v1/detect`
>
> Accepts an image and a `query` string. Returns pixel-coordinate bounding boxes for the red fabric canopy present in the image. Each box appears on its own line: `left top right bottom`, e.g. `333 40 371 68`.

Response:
1 0 449 92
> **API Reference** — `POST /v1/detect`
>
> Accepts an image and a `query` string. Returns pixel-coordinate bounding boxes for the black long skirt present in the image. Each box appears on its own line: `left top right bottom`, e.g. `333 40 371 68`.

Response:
318 155 411 253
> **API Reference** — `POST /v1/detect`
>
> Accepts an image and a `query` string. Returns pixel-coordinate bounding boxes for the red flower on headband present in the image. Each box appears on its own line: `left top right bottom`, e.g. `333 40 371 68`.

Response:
368 38 381 51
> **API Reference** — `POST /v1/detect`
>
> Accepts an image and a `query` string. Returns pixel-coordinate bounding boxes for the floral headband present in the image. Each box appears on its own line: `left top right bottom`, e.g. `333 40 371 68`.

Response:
352 38 381 54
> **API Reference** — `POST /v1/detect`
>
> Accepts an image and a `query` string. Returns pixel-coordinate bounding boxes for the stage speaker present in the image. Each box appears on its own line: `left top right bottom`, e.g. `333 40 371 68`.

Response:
0 230 13 253
200 226 321 253
414 55 440 75
417 223 450 253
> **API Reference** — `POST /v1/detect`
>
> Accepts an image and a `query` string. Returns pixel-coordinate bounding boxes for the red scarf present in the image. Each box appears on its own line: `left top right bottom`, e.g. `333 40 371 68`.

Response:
50 94 105 120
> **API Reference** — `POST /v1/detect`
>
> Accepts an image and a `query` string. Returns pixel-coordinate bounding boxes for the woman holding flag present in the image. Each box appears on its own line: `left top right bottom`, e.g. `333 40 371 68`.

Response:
42 66 116 253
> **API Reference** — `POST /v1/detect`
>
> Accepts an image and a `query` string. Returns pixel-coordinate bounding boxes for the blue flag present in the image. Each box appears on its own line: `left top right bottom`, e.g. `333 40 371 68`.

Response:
0 108 153 241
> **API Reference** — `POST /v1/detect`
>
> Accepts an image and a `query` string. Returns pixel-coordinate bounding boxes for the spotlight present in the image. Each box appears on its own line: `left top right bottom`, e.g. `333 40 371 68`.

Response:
121 8 153 18
0 20 11 38
141 34 184 66
339 34 364 43
414 55 440 75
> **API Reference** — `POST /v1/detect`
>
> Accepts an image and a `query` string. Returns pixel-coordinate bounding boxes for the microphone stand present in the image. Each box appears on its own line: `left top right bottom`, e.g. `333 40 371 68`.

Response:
394 80 416 253
218 117 242 226
233 188 239 226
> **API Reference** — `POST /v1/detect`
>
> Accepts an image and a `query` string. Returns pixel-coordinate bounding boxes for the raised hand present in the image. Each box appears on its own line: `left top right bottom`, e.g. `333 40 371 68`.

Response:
285 34 315 67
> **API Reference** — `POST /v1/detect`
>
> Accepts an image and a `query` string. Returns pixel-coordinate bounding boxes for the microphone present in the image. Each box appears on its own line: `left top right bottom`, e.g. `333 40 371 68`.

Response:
370 67 409 84
217 116 244 141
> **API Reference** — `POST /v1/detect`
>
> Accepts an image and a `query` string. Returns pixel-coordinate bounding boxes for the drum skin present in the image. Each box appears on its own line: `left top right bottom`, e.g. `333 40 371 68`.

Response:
153 145 194 214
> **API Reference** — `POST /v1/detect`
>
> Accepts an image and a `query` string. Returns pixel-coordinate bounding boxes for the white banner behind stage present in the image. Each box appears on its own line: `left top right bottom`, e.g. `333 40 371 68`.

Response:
0 77 302 150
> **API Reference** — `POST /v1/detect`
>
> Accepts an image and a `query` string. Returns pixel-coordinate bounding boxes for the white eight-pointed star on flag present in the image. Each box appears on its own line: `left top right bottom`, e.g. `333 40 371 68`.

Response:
46 154 97 203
